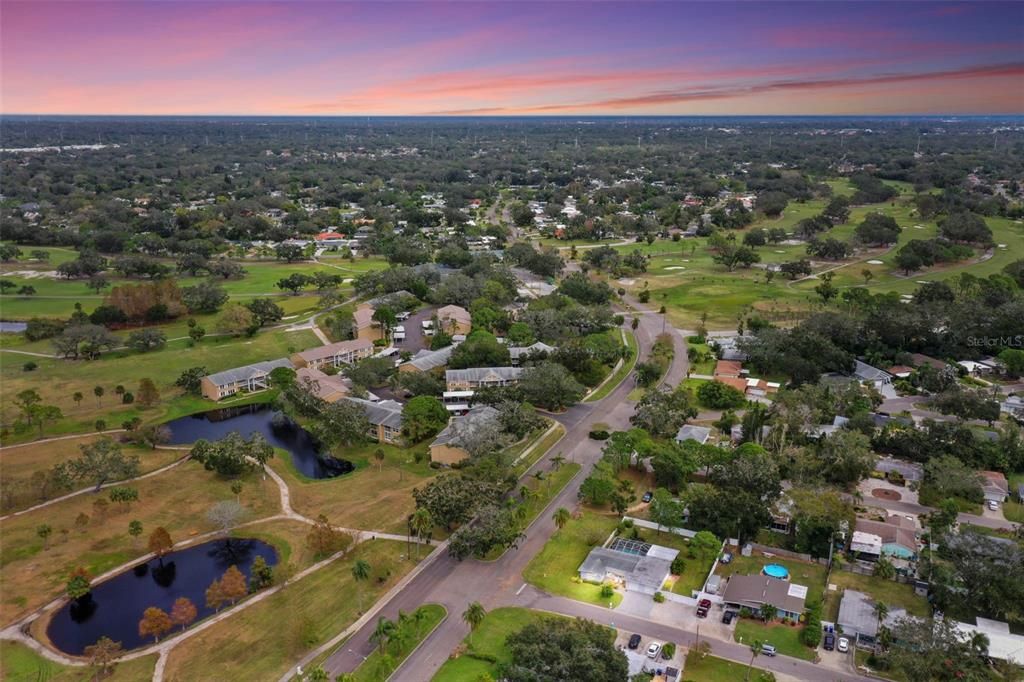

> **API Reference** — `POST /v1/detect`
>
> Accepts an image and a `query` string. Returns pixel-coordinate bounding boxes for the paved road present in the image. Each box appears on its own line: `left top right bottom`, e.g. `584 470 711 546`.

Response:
321 305 681 680
857 494 1020 531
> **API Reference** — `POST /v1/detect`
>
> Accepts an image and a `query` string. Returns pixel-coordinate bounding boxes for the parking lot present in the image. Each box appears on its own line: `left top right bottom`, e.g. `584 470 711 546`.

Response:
394 305 437 352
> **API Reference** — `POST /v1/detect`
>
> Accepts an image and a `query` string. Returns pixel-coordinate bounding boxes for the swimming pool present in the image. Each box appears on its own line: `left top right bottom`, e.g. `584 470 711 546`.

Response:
763 564 789 580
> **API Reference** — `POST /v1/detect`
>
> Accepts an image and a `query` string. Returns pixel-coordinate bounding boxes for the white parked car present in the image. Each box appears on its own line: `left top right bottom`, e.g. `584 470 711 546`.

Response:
646 642 661 659
837 637 849 653
396 311 411 321
393 325 405 333
988 500 999 511
421 320 433 330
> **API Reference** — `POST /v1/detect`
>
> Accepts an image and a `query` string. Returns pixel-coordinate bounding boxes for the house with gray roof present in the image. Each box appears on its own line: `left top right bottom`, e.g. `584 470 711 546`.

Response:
853 360 892 389
578 538 679 595
201 359 293 401
399 344 458 374
445 367 523 391
675 425 711 445
429 406 500 465
508 342 556 366
721 574 808 620
837 589 907 648
346 397 404 444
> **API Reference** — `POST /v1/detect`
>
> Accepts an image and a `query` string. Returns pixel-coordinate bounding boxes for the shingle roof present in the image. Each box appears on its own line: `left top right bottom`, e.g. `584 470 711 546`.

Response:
205 358 293 387
295 338 373 363
296 367 350 400
403 344 457 372
445 367 523 384
437 304 471 325
346 397 403 429
508 342 556 360
353 307 375 328
431 406 500 448
854 360 892 382
578 545 678 592
722 574 808 615
675 425 711 444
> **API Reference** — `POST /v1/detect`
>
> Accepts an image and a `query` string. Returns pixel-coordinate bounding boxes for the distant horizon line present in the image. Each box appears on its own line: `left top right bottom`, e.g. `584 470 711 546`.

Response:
2 113 1023 120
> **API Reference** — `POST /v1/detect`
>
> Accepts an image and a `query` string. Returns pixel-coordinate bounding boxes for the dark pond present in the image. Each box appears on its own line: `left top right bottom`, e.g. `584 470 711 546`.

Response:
47 538 277 655
163 404 353 479
0 321 27 333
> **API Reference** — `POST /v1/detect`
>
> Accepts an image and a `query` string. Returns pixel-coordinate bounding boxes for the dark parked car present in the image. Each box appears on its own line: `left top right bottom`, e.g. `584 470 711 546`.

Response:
641 490 653 503
722 611 736 625
824 633 835 651
628 633 642 650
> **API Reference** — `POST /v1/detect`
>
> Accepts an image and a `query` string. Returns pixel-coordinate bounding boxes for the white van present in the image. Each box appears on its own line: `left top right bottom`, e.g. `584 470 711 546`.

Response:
761 644 776 657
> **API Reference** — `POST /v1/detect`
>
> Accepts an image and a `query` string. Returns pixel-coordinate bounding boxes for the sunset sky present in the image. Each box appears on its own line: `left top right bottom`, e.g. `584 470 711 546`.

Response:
2 1 1022 116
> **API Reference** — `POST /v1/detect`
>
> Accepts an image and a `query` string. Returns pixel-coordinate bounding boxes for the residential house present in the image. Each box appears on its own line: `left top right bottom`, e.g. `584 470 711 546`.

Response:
837 590 907 648
745 378 780 398
714 360 743 378
429 406 501 465
957 359 994 376
953 618 1024 666
399 344 458 374
852 515 919 561
291 338 374 370
445 367 522 391
980 471 1009 503
578 538 679 596
909 353 950 371
721 574 808 620
353 304 385 343
200 359 293 401
508 342 556 366
675 425 711 445
853 360 893 389
346 397 404 445
875 457 923 483
1000 395 1024 419
805 415 850 439
295 367 351 403
436 304 472 335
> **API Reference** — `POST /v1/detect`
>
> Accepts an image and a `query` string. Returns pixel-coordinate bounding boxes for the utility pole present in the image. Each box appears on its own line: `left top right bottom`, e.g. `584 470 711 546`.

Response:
704 136 708 150
768 133 773 151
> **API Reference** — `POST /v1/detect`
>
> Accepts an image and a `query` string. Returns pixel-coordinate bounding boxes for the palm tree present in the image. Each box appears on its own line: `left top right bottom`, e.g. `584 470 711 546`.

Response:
462 601 486 646
872 601 889 638
549 454 566 472
745 640 763 682
410 508 432 558
553 507 571 531
370 616 396 654
352 559 371 611
759 602 776 623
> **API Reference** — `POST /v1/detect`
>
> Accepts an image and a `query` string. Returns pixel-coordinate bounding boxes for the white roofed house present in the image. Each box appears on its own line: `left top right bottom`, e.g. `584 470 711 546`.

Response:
578 538 679 596
675 425 711 445
508 342 556 366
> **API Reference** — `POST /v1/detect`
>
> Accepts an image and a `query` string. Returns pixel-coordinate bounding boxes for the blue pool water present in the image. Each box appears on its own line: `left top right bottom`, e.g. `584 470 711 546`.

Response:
763 564 789 579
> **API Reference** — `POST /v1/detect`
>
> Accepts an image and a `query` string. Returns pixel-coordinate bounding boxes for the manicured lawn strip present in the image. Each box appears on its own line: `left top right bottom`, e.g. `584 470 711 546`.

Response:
432 607 561 682
350 604 446 682
523 509 623 608
585 330 638 402
162 540 418 682
0 640 157 682
0 460 280 627
0 328 319 442
230 518 325 573
510 421 565 478
734 619 815 661
484 463 581 561
682 649 760 682
822 569 931 624
685 339 716 376
270 440 436 535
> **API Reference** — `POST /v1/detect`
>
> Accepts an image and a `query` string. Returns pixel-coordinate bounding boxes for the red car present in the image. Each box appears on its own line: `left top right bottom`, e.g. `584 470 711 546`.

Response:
696 598 711 618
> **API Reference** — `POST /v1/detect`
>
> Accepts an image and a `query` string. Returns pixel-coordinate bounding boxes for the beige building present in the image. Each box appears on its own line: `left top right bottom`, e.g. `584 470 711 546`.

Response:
295 367 351 403
291 338 373 370
353 303 385 342
429 406 500 465
200 358 293 401
436 304 471 335
398 344 457 374
346 397 404 445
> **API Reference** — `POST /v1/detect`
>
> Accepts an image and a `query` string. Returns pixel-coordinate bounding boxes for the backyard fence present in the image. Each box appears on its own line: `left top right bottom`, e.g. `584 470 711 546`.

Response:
749 542 829 567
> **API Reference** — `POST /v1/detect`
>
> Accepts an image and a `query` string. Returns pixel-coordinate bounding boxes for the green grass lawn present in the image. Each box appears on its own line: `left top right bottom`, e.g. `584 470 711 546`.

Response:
734 619 815 661
0 328 319 442
683 650 761 682
585 329 638 402
686 339 716 375
822 569 931 624
0 640 157 682
432 607 562 682
350 604 446 682
523 509 623 608
509 421 565 478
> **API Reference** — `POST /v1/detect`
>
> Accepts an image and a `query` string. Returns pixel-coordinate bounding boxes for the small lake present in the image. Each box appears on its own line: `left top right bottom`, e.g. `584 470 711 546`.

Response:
0 321 27 333
163 404 354 479
47 538 277 655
